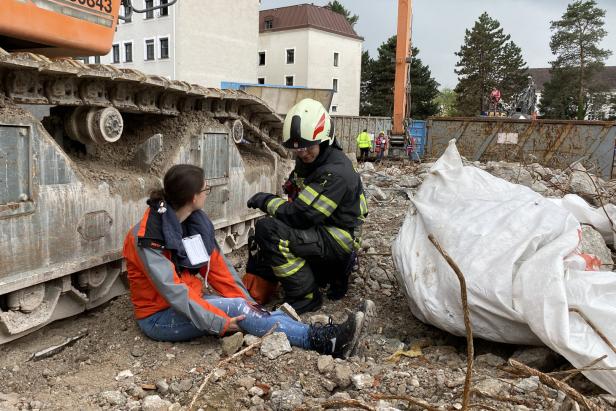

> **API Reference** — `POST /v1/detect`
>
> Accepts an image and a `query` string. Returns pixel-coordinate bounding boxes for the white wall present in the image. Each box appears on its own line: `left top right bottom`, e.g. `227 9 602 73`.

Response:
101 0 175 79
258 27 362 116
175 0 259 87
306 29 362 116
257 29 309 86
101 0 258 87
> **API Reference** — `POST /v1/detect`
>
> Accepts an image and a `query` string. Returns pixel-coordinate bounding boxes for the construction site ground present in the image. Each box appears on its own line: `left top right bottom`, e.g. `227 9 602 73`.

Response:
1 160 616 411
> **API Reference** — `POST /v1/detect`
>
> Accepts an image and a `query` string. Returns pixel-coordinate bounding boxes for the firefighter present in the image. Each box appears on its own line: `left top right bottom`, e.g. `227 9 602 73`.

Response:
243 98 369 313
122 164 368 358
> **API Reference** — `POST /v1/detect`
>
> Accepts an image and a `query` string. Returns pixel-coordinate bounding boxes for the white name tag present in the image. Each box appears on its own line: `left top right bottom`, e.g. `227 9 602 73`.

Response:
182 234 210 266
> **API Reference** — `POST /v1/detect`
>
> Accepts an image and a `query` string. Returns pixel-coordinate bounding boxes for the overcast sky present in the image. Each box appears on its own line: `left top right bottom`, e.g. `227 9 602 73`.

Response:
260 0 616 89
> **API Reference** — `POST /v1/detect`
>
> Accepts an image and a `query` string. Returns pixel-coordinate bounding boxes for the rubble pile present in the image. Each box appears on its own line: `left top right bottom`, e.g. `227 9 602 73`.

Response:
0 160 614 410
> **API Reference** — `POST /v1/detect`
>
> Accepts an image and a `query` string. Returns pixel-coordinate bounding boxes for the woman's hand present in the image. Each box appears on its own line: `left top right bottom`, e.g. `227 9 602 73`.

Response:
227 315 246 333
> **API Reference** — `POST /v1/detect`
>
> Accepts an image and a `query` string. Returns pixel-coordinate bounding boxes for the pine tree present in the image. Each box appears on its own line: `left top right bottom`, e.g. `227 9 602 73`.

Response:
360 50 373 116
364 36 396 117
325 1 358 27
540 0 611 120
409 47 440 119
361 36 439 118
454 12 528 116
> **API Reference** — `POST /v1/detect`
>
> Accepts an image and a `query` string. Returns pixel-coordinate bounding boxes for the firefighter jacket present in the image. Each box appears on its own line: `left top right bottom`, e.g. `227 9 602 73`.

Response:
356 131 371 149
262 145 368 254
123 203 253 336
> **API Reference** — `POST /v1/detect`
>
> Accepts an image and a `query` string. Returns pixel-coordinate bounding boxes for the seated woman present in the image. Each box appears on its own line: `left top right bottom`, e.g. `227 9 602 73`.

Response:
123 164 365 358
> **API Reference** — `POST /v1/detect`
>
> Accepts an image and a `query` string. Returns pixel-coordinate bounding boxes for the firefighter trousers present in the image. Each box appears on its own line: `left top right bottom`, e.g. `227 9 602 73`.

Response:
247 217 353 301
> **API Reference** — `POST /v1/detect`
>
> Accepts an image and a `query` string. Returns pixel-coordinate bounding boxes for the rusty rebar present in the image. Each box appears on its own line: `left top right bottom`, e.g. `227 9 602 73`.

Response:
428 234 474 411
569 307 616 356
508 359 603 411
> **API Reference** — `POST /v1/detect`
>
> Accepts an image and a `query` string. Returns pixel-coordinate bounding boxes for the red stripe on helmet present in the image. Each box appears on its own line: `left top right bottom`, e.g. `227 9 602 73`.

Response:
313 113 326 140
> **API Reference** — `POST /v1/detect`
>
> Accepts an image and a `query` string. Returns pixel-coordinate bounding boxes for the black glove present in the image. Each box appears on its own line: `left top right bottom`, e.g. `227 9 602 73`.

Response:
247 192 273 211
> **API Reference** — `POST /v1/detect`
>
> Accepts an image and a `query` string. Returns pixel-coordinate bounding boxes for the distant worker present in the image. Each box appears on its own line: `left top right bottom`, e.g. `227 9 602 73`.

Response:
356 128 371 162
122 164 368 358
406 134 420 163
489 88 501 116
243 99 369 313
374 131 388 163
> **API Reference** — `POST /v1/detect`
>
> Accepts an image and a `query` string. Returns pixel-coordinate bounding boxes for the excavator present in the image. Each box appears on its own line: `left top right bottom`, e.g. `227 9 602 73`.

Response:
0 1 287 343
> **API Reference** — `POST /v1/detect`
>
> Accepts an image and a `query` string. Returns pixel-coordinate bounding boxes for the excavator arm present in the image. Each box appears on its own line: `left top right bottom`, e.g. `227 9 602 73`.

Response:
393 0 413 136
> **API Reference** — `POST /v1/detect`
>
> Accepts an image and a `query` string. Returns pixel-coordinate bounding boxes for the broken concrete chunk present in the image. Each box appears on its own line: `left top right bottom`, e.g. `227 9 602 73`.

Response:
569 164 596 200
260 332 292 360
221 331 244 356
142 395 172 411
237 376 256 390
473 378 509 396
248 386 264 397
351 373 374 390
368 184 389 201
115 369 134 381
243 334 259 346
361 162 375 172
475 353 506 367
317 355 334 373
514 376 540 393
321 378 337 392
580 225 614 267
270 388 304 411
100 391 126 407
510 347 564 371
155 379 169 394
332 363 353 388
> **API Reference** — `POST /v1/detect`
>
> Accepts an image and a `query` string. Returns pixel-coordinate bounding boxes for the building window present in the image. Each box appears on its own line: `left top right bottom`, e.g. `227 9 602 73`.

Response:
331 105 338 113
145 0 154 19
159 37 169 59
123 5 132 23
264 19 273 29
124 42 133 62
286 48 295 64
334 52 339 67
285 76 294 86
145 39 155 61
112 44 120 63
332 78 338 93
94 55 101 64
257 77 265 85
258 51 266 66
159 0 169 16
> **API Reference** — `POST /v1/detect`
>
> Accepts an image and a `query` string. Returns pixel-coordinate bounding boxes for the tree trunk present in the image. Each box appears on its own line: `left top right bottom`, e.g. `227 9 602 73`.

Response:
577 46 586 120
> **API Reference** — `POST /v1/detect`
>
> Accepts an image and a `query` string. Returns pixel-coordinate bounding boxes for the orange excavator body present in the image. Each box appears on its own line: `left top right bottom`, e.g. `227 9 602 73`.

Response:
393 0 412 135
0 0 121 57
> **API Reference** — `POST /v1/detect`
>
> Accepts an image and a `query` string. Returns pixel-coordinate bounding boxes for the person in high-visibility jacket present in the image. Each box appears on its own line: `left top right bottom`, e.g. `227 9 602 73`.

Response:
356 128 371 162
243 99 369 314
122 164 368 358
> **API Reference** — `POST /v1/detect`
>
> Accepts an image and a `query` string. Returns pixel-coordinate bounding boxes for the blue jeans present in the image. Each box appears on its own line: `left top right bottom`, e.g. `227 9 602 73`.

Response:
137 297 311 348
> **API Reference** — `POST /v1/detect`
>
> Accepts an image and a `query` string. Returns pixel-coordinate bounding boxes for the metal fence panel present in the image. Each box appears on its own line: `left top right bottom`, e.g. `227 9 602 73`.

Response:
331 115 392 156
426 117 616 179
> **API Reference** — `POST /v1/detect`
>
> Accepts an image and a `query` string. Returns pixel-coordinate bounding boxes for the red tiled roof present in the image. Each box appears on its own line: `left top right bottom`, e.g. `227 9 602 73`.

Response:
260 3 363 40
529 66 616 91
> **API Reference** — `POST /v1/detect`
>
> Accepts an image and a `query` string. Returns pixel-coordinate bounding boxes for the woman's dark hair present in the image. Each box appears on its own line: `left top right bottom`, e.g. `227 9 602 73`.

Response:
149 164 205 209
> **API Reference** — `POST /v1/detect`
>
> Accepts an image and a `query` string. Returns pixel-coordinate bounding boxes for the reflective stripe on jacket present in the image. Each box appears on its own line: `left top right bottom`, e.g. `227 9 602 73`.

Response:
262 147 368 248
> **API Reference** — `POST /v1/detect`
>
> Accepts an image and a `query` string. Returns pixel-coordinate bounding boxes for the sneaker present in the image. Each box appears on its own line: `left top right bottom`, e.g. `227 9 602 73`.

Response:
308 311 365 358
288 290 322 314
